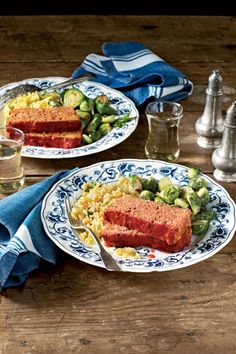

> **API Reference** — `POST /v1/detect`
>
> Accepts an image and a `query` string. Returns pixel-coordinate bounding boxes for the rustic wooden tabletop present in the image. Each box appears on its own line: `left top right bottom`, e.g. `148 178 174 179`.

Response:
0 15 236 354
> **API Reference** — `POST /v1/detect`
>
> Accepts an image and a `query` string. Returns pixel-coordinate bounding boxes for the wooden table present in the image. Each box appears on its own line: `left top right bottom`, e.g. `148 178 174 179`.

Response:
1 15 236 354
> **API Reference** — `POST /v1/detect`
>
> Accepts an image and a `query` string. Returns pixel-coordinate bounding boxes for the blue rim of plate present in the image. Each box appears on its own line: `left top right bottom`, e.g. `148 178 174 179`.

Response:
0 77 139 159
41 159 236 272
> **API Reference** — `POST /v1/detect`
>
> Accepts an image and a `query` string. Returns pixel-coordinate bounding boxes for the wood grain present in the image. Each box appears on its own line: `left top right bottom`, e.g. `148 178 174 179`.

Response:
0 15 236 354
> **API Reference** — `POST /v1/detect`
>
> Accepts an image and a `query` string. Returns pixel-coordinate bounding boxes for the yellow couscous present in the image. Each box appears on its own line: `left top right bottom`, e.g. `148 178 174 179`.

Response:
71 175 140 259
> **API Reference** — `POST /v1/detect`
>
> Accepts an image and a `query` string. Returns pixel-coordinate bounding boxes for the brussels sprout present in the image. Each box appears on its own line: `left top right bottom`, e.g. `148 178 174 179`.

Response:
187 191 202 215
154 196 166 204
191 220 209 235
85 114 102 134
159 185 180 204
95 95 109 105
174 198 189 209
82 134 93 145
95 95 117 115
76 110 91 121
102 115 116 124
158 177 173 191
98 123 112 136
180 186 195 199
188 167 201 179
140 190 156 200
76 110 91 129
142 177 158 193
63 89 85 107
129 175 143 191
197 187 210 206
80 99 94 112
89 130 101 142
191 209 215 222
112 113 132 128
189 177 207 191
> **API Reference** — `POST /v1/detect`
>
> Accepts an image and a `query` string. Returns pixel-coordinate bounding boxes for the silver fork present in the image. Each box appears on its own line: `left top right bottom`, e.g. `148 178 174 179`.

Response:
65 195 122 272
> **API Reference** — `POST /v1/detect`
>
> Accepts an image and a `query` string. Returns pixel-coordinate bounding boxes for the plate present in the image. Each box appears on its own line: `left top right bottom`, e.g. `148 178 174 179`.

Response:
41 159 236 272
0 77 139 159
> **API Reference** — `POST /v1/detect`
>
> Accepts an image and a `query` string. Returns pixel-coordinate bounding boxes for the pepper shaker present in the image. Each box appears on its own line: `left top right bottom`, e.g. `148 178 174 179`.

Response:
212 101 236 182
195 69 224 148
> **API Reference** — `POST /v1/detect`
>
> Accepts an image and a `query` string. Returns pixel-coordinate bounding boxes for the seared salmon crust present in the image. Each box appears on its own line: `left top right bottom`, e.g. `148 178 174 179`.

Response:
103 196 192 246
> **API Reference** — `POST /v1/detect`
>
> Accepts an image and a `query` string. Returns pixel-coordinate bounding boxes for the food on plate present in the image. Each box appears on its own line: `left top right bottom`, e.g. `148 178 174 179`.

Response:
103 196 192 246
71 168 214 255
102 221 192 252
4 87 132 149
8 107 81 133
24 130 82 149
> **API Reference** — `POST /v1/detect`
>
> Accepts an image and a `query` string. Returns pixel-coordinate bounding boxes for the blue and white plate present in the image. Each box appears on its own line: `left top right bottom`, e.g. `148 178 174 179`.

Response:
0 77 139 159
41 159 236 272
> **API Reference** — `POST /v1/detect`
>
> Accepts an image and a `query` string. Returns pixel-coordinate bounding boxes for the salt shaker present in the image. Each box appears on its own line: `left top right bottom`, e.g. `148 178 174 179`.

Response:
212 101 236 182
195 69 224 148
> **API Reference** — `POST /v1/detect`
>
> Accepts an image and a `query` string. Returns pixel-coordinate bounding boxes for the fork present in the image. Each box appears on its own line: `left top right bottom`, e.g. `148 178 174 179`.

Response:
0 75 94 106
65 196 122 272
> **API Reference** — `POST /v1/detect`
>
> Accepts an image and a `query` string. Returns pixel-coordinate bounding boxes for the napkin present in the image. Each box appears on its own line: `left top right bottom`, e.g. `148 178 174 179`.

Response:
0 169 76 289
72 41 193 106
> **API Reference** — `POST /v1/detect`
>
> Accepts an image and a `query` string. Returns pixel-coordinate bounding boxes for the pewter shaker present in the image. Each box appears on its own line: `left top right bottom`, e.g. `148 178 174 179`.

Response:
195 69 224 148
212 101 236 182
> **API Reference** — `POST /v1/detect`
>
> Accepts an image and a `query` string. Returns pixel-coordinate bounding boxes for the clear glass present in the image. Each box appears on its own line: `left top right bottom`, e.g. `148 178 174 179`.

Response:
0 127 25 194
145 101 184 162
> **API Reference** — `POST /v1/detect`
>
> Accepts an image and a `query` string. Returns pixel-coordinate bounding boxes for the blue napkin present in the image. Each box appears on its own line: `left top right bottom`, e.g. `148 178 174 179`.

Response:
0 169 76 289
72 41 193 106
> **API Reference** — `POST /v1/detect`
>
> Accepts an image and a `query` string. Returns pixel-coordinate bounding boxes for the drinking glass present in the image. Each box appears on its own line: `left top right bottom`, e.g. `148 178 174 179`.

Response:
0 127 25 194
145 101 184 162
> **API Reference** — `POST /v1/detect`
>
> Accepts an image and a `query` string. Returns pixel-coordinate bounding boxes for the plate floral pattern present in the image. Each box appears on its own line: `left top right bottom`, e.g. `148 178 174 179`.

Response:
0 77 139 159
41 159 236 272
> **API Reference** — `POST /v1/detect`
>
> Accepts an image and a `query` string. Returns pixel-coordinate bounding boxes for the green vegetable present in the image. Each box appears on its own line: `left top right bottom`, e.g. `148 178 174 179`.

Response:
76 111 91 129
189 177 207 191
191 220 209 235
80 99 94 112
112 113 131 128
89 131 101 142
129 175 143 191
63 89 85 108
180 186 195 199
197 187 210 206
191 209 215 222
188 167 201 179
140 190 156 200
95 95 117 115
174 198 189 209
158 177 173 191
98 123 112 136
82 134 93 145
154 196 166 204
102 115 116 124
85 114 102 134
142 177 158 193
48 100 60 107
159 185 180 204
187 191 202 215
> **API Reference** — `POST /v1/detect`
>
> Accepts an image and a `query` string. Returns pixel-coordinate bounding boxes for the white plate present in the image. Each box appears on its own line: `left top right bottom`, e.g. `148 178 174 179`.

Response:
41 159 236 272
0 77 139 159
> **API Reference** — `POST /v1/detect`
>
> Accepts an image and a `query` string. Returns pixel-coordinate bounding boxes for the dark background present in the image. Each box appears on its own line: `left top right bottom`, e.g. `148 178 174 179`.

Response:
1 1 235 16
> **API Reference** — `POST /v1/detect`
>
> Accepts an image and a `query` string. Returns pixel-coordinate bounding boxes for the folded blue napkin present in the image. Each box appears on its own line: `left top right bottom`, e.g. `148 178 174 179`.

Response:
0 169 75 289
72 41 193 106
